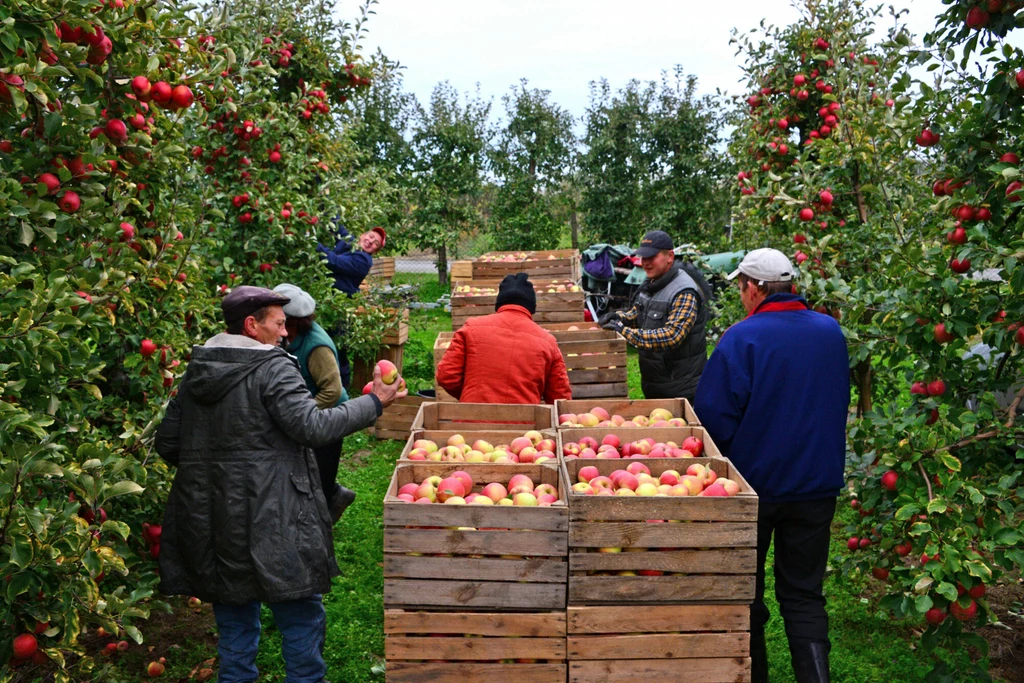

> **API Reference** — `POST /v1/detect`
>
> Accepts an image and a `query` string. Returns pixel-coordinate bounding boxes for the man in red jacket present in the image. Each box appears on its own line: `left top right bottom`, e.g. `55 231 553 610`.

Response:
437 273 573 404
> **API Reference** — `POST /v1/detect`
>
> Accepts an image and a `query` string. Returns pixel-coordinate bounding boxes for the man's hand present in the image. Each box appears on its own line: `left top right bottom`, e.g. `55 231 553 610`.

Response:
602 319 624 334
597 310 618 326
371 364 409 408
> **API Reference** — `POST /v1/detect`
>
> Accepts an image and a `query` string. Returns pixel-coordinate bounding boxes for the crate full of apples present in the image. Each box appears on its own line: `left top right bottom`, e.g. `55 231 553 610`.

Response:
560 457 757 606
555 398 700 428
451 279 584 330
472 249 581 281
402 429 558 464
383 463 568 611
385 609 568 683
558 426 721 460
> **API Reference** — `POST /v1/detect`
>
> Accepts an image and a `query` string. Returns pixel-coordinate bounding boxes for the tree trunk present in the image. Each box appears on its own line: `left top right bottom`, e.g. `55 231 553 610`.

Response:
855 359 873 417
569 211 579 250
437 243 447 288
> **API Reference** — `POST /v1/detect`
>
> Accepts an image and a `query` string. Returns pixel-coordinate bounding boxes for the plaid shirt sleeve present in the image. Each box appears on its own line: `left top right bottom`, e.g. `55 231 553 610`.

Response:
620 291 699 351
616 303 640 324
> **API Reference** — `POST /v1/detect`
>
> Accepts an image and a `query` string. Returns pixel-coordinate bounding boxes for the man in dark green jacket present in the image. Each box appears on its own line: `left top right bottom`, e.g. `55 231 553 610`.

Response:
155 285 406 683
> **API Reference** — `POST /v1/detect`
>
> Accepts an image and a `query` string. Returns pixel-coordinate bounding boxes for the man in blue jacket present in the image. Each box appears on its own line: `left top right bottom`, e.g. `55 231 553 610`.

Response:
694 248 849 683
316 225 386 295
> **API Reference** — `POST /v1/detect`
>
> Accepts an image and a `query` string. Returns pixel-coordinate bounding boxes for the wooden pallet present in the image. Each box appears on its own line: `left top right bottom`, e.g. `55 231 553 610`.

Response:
551 329 628 400
451 289 585 331
384 463 569 611
472 249 581 281
401 429 558 462
385 610 567 683
555 398 701 427
560 457 757 606
351 344 404 394
371 395 429 441
567 604 751 683
411 402 556 431
558 426 724 460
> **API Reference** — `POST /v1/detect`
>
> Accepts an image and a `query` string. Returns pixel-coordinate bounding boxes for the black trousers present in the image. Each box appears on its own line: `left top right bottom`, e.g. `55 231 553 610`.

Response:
752 497 836 649
314 438 343 501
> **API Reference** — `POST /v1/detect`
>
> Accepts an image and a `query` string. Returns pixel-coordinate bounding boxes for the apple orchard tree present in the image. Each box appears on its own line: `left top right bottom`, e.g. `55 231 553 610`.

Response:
731 0 1023 678
0 0 396 677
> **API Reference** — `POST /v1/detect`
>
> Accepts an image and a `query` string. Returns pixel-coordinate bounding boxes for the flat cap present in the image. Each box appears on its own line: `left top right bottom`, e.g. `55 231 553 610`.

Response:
221 285 290 326
273 283 316 318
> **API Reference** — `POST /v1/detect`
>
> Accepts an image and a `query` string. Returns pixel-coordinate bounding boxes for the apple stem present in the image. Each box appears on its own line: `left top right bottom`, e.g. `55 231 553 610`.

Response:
917 461 934 503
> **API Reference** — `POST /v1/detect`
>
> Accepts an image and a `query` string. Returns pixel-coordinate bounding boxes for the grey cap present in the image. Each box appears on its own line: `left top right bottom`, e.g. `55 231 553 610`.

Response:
273 283 316 318
221 285 290 326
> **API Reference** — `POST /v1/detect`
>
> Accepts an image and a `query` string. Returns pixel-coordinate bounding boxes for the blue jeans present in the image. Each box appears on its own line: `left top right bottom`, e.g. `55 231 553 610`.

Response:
212 595 326 683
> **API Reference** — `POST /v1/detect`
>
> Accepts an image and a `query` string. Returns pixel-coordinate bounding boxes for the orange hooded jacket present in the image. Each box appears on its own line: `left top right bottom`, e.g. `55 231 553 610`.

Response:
436 305 573 404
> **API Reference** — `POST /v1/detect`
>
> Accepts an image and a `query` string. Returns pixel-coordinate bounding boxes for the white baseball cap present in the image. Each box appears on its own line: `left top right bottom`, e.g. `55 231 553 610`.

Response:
727 248 794 283
272 283 316 317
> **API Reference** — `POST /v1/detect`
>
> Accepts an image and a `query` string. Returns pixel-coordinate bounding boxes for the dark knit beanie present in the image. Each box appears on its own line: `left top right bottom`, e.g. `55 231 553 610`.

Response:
495 272 536 314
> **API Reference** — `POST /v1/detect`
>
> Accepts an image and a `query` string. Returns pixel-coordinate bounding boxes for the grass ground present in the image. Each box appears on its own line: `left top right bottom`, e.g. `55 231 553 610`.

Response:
97 300 1004 683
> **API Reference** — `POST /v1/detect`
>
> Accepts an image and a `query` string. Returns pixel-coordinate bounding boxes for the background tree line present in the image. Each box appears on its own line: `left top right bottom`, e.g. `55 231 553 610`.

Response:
347 61 736 280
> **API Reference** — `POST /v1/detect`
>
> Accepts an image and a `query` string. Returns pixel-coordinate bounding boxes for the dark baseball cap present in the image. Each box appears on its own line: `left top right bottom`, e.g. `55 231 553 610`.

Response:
222 286 290 326
634 230 674 258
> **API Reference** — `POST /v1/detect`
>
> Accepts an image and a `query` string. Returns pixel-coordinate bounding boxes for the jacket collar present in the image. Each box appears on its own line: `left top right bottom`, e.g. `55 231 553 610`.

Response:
750 293 810 317
496 304 534 318
643 264 680 294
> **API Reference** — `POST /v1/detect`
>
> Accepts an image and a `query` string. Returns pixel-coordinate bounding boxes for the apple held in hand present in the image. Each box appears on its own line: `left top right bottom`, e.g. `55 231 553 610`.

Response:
376 360 398 384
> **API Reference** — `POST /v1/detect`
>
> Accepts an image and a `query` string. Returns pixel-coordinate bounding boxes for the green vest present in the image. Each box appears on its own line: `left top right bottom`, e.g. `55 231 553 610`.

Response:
288 322 347 406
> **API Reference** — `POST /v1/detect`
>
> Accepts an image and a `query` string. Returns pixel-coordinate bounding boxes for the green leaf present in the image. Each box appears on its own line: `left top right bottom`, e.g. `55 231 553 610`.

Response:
18 223 33 246
104 480 144 498
936 582 958 602
124 623 143 644
993 528 1022 545
9 533 33 568
926 498 947 514
914 594 933 613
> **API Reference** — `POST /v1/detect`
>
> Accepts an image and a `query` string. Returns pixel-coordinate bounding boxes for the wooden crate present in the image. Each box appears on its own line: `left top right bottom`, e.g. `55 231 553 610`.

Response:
385 610 567 683
472 249 581 280
552 329 628 400
371 395 429 441
540 322 600 332
557 425 723 460
450 260 474 281
560 457 757 606
556 398 701 428
400 429 558 462
360 256 397 290
382 309 410 346
452 277 577 290
567 604 751 683
384 463 569 611
432 333 458 402
411 402 556 431
451 289 585 331
351 344 403 393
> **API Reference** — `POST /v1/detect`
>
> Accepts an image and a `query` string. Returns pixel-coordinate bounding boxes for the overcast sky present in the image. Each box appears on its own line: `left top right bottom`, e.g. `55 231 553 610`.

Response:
353 0 950 121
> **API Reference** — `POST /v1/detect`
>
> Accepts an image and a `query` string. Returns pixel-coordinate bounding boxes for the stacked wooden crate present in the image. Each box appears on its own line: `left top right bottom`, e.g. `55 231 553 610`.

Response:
411 402 556 433
383 461 569 682
450 284 585 331
370 395 429 441
558 450 756 682
360 256 396 290
471 249 581 281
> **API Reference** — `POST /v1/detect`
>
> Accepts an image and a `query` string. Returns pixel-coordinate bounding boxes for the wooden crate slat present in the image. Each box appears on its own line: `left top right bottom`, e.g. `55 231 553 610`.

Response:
568 574 756 604
566 368 628 384
411 403 555 432
385 555 567 583
385 610 566 636
385 529 567 556
387 661 567 683
567 383 630 399
569 657 751 683
569 547 756 574
568 632 748 660
568 521 755 548
562 353 625 370
569 497 757 524
384 579 566 610
558 339 626 355
568 604 750 634
387 635 566 661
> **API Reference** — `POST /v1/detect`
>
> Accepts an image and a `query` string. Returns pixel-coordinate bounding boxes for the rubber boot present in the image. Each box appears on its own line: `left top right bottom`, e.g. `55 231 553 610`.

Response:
750 629 768 683
329 484 356 523
790 640 830 683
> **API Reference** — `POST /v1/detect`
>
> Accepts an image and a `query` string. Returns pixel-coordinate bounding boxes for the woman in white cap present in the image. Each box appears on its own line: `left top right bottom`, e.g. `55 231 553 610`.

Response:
273 283 356 523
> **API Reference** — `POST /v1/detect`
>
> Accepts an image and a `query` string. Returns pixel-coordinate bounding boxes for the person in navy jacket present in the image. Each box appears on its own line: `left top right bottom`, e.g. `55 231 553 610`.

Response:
316 225 386 295
695 248 849 683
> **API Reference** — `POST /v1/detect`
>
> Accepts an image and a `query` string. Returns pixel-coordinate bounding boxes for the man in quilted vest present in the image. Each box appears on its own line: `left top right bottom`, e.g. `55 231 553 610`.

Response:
436 273 572 404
